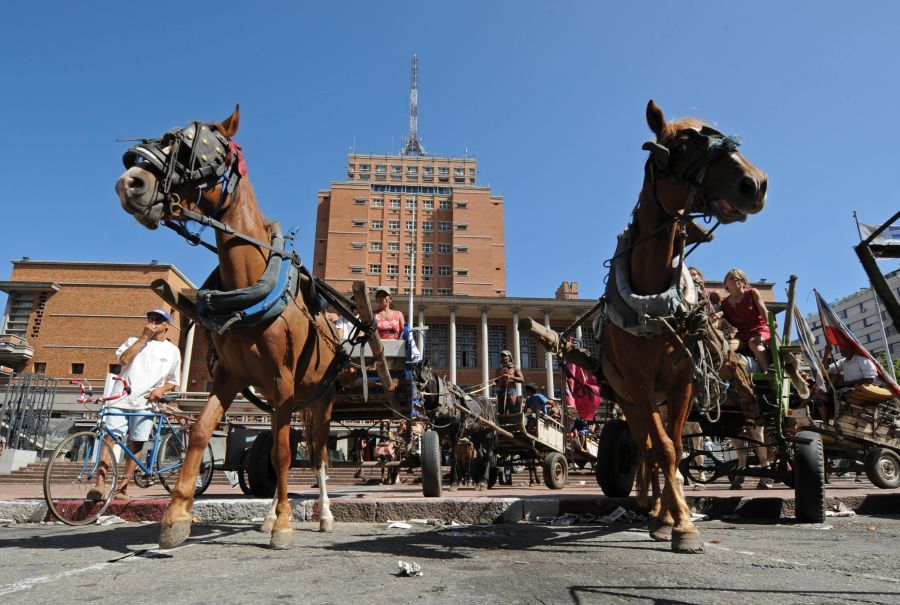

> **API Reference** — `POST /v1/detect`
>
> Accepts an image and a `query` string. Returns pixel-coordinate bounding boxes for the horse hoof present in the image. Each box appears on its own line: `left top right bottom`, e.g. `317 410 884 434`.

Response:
649 524 673 542
260 517 275 533
270 529 294 550
672 531 704 554
319 517 335 533
159 519 191 550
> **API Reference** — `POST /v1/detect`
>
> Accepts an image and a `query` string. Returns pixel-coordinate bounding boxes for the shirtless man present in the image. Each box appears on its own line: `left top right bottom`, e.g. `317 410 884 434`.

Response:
495 350 524 414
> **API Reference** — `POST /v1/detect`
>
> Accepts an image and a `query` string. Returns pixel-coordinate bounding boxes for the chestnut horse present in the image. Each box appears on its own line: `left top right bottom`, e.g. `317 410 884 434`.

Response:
599 100 767 553
115 106 343 550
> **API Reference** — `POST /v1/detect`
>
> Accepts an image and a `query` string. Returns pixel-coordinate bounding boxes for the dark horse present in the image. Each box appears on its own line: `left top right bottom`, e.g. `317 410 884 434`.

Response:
115 107 344 550
599 100 767 553
414 363 496 489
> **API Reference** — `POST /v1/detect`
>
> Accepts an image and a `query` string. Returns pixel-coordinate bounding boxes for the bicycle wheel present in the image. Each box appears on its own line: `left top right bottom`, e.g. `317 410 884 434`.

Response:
158 428 214 496
44 431 118 525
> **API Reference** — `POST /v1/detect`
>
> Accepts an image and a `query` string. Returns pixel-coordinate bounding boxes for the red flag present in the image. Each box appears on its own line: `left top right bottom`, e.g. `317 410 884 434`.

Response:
815 290 900 396
564 361 603 420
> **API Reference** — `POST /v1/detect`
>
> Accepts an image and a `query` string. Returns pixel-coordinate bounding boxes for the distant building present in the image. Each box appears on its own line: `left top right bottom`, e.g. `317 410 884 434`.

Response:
803 268 900 360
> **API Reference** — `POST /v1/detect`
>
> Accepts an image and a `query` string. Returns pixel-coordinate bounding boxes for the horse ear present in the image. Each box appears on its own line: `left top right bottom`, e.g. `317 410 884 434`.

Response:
219 104 241 138
646 99 666 138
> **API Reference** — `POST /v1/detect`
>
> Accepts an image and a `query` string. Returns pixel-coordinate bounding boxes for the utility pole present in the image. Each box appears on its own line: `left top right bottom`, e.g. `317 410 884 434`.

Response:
401 54 426 157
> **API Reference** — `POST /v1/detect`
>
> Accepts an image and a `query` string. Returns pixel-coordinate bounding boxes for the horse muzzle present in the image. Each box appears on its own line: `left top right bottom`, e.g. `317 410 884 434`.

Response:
116 166 167 228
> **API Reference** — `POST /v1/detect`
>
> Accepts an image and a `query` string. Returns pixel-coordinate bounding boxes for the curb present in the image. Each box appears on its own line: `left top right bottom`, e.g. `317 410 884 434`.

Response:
2 493 898 525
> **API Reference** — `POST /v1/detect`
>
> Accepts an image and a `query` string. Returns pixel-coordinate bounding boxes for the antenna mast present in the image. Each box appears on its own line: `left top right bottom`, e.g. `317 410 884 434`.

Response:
401 54 426 156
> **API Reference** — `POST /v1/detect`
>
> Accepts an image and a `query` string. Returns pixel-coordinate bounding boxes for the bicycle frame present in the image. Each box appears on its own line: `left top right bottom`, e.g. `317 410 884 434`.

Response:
96 407 186 477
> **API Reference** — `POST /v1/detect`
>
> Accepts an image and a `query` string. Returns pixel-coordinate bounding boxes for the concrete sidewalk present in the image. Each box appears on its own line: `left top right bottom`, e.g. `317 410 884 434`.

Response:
2 474 898 525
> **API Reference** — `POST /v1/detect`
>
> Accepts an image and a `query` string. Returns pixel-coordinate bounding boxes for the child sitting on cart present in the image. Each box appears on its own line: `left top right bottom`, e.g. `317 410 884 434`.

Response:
714 268 771 373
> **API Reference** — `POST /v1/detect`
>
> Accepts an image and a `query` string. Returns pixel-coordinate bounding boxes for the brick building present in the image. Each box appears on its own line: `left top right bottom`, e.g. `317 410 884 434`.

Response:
0 259 194 381
313 153 506 298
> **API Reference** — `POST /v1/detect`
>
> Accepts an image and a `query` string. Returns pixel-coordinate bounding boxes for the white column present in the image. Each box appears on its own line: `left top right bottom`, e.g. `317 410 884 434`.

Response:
449 307 457 384
544 311 554 397
481 308 489 389
575 325 583 342
512 308 522 397
417 308 425 353
180 322 195 391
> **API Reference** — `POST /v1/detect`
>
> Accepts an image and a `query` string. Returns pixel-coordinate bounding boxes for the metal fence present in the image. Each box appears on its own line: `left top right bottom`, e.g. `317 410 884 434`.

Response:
1 373 58 454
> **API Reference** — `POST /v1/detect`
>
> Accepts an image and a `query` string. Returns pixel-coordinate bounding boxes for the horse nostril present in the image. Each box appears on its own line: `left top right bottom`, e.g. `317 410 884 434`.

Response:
758 178 767 197
127 175 146 193
738 176 758 200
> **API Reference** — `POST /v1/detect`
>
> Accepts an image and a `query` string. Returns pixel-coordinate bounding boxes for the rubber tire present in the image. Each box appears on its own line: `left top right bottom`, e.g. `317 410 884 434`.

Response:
543 452 568 489
793 431 826 523
44 431 118 526
421 430 442 497
159 429 214 496
247 430 277 498
864 447 900 489
237 448 253 495
595 419 638 497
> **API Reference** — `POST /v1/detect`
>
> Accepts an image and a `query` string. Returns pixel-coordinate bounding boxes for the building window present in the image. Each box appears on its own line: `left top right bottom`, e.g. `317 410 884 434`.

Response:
387 265 399 276
406 199 416 209
455 246 468 253
424 167 434 175
839 309 848 319
455 167 465 176
439 167 449 175
488 325 507 369
455 201 468 208
371 198 384 208
438 288 451 295
388 242 399 253
520 335 539 369
4 292 34 337
405 242 415 253
405 221 416 232
423 200 434 210
370 242 382 252
71 363 85 375
404 265 413 276
34 362 46 373
456 223 468 231
456 269 469 276
368 264 381 275
422 243 433 254
469 168 475 175
439 243 451 254
371 220 383 230
423 288 433 296
422 221 433 232
440 200 451 210
456 325 477 368
426 323 448 366
351 242 365 250
350 266 364 274
388 220 400 231
389 199 401 208
422 265 433 276
439 221 452 232
580 326 597 356
439 266 451 276
375 165 387 173
407 167 418 175
392 165 402 174
359 164 370 172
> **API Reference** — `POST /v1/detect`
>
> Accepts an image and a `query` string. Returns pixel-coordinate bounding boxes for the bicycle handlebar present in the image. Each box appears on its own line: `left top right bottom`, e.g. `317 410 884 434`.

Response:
71 376 131 405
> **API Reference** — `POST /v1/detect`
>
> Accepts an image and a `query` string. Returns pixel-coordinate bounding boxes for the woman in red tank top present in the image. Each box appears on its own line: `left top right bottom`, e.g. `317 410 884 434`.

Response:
720 268 771 372
374 288 405 340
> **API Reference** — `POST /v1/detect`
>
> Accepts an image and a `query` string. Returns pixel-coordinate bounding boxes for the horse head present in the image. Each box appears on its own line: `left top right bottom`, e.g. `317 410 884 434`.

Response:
643 99 767 224
115 106 242 229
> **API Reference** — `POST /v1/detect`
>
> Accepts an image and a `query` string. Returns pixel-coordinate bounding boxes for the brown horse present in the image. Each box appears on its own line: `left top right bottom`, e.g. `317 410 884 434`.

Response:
600 100 767 553
115 106 342 550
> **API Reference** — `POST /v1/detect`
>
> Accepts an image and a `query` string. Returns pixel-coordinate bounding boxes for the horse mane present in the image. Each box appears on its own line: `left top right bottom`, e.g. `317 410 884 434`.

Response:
658 117 709 143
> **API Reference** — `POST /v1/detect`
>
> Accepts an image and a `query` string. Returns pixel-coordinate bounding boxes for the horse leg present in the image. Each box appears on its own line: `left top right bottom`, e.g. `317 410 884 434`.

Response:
160 382 238 549
654 388 702 554
269 402 295 550
311 400 335 532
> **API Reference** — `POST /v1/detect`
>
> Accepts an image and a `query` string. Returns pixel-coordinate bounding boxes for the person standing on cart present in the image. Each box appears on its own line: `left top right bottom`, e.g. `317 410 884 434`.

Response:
89 308 181 500
495 350 524 415
374 287 405 340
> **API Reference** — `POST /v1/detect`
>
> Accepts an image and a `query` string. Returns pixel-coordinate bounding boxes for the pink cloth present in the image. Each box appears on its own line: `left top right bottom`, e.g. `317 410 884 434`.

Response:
376 310 401 340
721 289 770 343
565 362 602 420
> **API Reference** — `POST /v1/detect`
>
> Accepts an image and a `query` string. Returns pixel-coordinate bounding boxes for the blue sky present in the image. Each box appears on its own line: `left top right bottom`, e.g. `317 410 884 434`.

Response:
1 1 898 320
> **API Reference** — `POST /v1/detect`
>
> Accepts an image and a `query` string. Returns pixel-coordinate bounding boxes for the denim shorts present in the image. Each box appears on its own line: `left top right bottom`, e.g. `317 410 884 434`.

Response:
105 409 153 442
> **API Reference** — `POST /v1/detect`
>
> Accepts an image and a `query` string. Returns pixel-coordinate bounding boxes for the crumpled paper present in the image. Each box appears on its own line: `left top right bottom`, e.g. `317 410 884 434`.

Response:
397 560 423 577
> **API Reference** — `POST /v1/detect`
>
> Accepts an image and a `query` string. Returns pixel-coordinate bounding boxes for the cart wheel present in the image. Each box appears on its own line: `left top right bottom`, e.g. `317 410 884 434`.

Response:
793 431 825 523
864 447 900 489
543 452 568 489
247 430 276 498
421 430 442 497
596 419 638 497
237 448 253 496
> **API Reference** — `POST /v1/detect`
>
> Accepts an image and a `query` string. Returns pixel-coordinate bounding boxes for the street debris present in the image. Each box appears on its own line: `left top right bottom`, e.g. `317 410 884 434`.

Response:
97 515 126 525
388 521 412 529
397 560 423 577
825 501 856 517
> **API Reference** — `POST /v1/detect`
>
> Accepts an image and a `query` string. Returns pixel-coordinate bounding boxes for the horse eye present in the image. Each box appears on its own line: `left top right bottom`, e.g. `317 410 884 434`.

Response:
674 143 687 154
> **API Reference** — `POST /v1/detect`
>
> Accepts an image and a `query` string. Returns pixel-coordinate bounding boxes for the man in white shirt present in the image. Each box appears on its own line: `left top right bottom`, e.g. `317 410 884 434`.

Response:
825 345 878 388
89 308 181 500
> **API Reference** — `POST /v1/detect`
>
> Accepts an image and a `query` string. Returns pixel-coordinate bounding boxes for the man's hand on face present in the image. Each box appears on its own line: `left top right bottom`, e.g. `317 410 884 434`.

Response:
141 321 167 340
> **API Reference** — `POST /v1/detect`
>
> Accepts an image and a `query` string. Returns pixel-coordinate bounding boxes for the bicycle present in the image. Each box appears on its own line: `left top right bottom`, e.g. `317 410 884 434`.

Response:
43 377 214 525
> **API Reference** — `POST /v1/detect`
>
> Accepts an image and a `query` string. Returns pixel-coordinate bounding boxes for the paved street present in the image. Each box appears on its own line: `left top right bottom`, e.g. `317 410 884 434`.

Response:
1 516 898 604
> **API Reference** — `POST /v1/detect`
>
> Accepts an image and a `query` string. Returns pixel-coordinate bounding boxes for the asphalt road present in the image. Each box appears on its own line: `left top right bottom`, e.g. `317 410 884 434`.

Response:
1 516 898 604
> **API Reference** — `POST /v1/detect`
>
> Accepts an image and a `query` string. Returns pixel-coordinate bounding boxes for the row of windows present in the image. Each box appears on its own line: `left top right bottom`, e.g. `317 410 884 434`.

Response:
32 362 121 376
368 199 459 211
351 164 474 177
366 265 458 276
364 242 464 254
352 174 472 184
356 220 467 232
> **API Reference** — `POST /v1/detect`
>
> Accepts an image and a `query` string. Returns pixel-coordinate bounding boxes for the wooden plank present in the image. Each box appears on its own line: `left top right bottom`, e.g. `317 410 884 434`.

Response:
352 281 398 392
518 317 599 372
